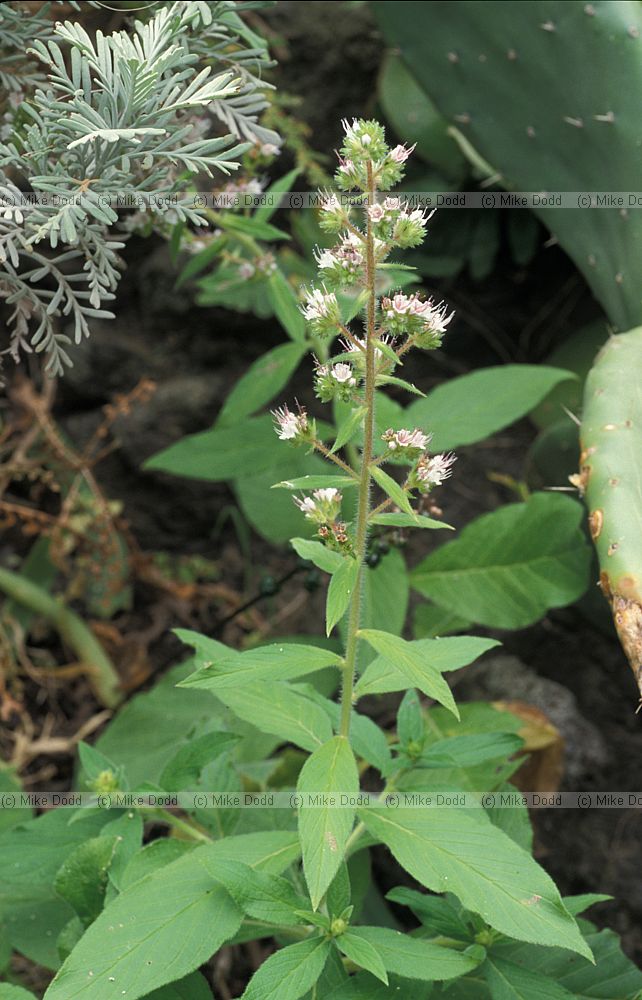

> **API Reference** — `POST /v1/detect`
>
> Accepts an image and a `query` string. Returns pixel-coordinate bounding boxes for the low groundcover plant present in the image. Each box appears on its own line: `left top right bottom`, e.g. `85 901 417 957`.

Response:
4 118 642 1000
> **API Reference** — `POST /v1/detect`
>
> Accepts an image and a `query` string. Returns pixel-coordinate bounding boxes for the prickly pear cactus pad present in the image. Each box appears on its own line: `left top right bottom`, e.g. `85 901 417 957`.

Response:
580 330 642 695
375 1 642 330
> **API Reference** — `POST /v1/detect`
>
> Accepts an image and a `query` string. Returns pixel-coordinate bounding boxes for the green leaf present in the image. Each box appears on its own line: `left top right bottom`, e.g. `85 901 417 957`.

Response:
54 836 119 928
0 765 32 833
213 681 333 752
355 636 498 702
120 840 194 891
266 271 306 342
369 512 453 530
77 742 122 788
413 602 472 638
371 466 414 516
324 972 433 999
255 168 301 223
483 955 576 999
291 538 345 574
295 686 392 775
238 451 329 544
145 972 213 1000
410 493 592 629
336 930 389 985
176 636 342 691
44 833 300 1000
562 893 612 917
405 366 577 451
386 887 472 939
209 860 308 926
273 475 358 490
349 926 484 981
397 690 424 746
359 808 592 958
145 415 280 481
241 937 331 1000
376 374 426 396
355 550 409 670
217 342 307 427
159 732 239 791
220 213 290 241
357 630 469 718
326 861 351 917
0 988 39 1000
332 406 367 454
418 733 523 769
298 736 359 909
326 558 359 635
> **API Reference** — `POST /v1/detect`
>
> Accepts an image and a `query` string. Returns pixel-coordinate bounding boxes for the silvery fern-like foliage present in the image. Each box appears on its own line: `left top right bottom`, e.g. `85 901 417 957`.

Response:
0 1 277 377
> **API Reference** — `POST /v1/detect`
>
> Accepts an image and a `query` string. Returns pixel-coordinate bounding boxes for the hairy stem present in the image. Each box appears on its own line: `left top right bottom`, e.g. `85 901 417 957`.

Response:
339 162 377 739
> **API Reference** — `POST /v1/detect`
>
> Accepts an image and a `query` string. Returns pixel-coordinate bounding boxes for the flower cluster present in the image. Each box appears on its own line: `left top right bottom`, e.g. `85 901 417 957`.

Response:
314 232 365 287
412 452 457 493
382 427 431 458
271 405 312 444
380 292 453 349
301 288 341 337
318 192 351 234
314 359 358 402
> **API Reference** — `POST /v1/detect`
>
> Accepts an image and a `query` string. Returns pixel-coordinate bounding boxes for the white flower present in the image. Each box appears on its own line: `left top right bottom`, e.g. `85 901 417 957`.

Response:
321 193 342 213
389 143 416 164
331 363 356 385
313 487 340 504
272 405 307 441
238 261 255 279
383 197 402 211
302 288 339 322
261 143 281 156
294 496 317 516
314 248 338 270
368 203 385 222
417 452 457 487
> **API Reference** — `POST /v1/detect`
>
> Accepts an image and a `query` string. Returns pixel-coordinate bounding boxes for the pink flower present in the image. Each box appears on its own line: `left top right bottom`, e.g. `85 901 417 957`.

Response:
368 203 385 222
382 428 431 451
331 363 356 385
417 452 457 487
389 143 416 163
272 405 308 441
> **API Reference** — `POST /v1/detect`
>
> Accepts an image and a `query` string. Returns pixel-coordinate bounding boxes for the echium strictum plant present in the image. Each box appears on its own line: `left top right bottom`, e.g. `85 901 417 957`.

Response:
272 117 455 734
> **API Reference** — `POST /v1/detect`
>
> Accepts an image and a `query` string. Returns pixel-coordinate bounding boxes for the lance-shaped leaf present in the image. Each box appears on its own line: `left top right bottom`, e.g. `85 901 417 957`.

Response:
371 466 414 516
241 937 331 1000
213 681 332 752
298 736 359 909
335 930 389 985
217 342 308 427
410 493 591 629
326 558 359 635
43 833 300 1000
483 955 575 1000
346 927 485 982
359 807 592 959
291 538 345 574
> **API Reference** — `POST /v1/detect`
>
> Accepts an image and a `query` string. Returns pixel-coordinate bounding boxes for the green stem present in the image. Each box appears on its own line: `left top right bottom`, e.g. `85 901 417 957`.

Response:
0 564 121 708
146 807 212 844
339 162 377 739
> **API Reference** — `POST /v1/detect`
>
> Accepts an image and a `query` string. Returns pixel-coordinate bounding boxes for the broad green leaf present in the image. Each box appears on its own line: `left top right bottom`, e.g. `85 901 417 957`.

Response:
336 930 388 984
255 168 301 222
332 406 367 453
237 451 329 544
410 493 591 629
0 988 39 1000
326 860 351 917
351 926 484 981
324 972 433 999
357 630 473 718
298 736 359 909
495 925 642 997
266 271 306 341
386 887 472 940
54 836 118 927
291 538 345 574
159 732 239 791
145 972 213 999
371 466 414 516
355 637 497 701
326 558 359 635
145 415 282 481
273 475 358 490
356 549 409 667
359 808 591 958
213 681 333 752
406 366 577 451
209 860 308 926
397 690 424 747
44 833 300 1000
369 512 453 530
414 602 472 638
217 342 307 427
486 783 533 853
483 955 576 999
418 733 523 769
562 893 612 917
120 840 194 891
241 937 331 1000
176 637 342 691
